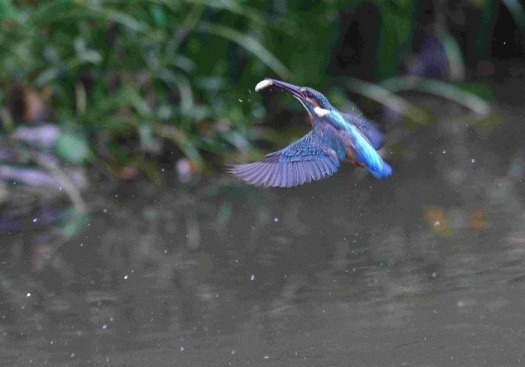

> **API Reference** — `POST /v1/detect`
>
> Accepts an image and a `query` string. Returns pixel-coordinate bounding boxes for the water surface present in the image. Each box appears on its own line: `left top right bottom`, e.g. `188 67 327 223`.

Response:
1 83 525 366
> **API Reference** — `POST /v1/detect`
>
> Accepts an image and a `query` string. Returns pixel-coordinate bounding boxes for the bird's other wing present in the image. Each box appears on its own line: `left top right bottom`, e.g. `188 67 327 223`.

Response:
341 112 384 150
229 126 344 188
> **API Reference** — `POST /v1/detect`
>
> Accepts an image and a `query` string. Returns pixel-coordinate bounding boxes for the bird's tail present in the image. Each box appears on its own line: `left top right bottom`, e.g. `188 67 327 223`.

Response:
368 160 392 179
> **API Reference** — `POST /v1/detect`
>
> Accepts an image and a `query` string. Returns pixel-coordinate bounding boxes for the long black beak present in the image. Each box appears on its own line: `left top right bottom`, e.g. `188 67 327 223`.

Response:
255 78 306 101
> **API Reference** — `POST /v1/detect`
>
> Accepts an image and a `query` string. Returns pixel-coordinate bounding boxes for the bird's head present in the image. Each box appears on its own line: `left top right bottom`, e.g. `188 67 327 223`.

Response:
255 79 333 124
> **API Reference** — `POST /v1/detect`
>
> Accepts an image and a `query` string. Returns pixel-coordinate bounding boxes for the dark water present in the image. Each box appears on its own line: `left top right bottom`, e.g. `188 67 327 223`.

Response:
1 81 525 366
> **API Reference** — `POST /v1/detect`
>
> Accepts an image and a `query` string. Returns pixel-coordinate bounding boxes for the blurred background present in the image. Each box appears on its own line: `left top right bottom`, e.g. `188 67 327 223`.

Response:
1 0 524 366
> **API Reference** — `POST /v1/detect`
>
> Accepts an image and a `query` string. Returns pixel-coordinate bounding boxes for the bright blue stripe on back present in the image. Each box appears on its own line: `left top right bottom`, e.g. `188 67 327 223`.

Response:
328 110 392 179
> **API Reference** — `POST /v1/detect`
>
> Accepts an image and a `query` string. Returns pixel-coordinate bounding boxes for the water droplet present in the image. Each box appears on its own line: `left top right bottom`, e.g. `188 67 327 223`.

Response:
471 159 476 163
442 150 446 154
231 350 236 355
431 272 437 278
102 324 108 330
26 293 31 297
457 300 465 307
103 209 108 213
238 99 243 103
32 218 38 223
273 217 279 223
433 220 440 227
123 274 128 280
264 355 270 360
70 353 75 358
180 346 185 352
249 274 255 281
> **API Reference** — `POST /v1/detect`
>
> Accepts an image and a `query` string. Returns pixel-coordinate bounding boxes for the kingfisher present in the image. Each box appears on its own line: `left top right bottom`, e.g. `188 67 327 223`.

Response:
229 79 392 187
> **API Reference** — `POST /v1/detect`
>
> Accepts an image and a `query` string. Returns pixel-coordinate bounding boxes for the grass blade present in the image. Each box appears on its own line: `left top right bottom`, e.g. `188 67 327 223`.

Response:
198 21 289 79
502 0 525 31
346 78 431 126
379 76 491 116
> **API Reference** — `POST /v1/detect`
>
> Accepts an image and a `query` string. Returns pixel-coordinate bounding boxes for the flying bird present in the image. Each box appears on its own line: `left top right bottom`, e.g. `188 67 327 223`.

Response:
229 79 392 187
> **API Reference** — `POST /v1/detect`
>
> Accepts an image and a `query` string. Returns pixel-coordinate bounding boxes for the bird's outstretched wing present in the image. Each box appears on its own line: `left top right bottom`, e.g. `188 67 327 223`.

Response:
230 126 344 188
341 112 384 150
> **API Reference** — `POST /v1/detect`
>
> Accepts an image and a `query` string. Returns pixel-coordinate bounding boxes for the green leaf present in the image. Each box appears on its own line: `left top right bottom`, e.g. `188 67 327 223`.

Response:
138 122 159 152
148 4 167 27
198 21 289 79
456 82 494 100
438 32 465 81
380 76 492 116
0 0 21 21
346 77 432 126
54 131 92 164
373 1 416 78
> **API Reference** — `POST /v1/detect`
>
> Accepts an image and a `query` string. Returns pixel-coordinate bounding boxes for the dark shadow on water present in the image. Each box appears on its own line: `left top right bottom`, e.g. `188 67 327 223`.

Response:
1 82 525 366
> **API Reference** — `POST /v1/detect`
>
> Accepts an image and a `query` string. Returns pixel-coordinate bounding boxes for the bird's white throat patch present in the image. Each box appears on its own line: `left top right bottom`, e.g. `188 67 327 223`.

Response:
314 107 330 117
255 79 273 92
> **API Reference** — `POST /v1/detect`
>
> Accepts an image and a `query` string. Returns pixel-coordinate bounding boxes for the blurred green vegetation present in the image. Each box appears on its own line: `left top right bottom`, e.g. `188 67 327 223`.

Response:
0 0 523 183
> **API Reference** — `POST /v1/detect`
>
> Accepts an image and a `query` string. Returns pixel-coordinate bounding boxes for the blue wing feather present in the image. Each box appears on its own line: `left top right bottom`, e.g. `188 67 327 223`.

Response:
230 126 344 187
